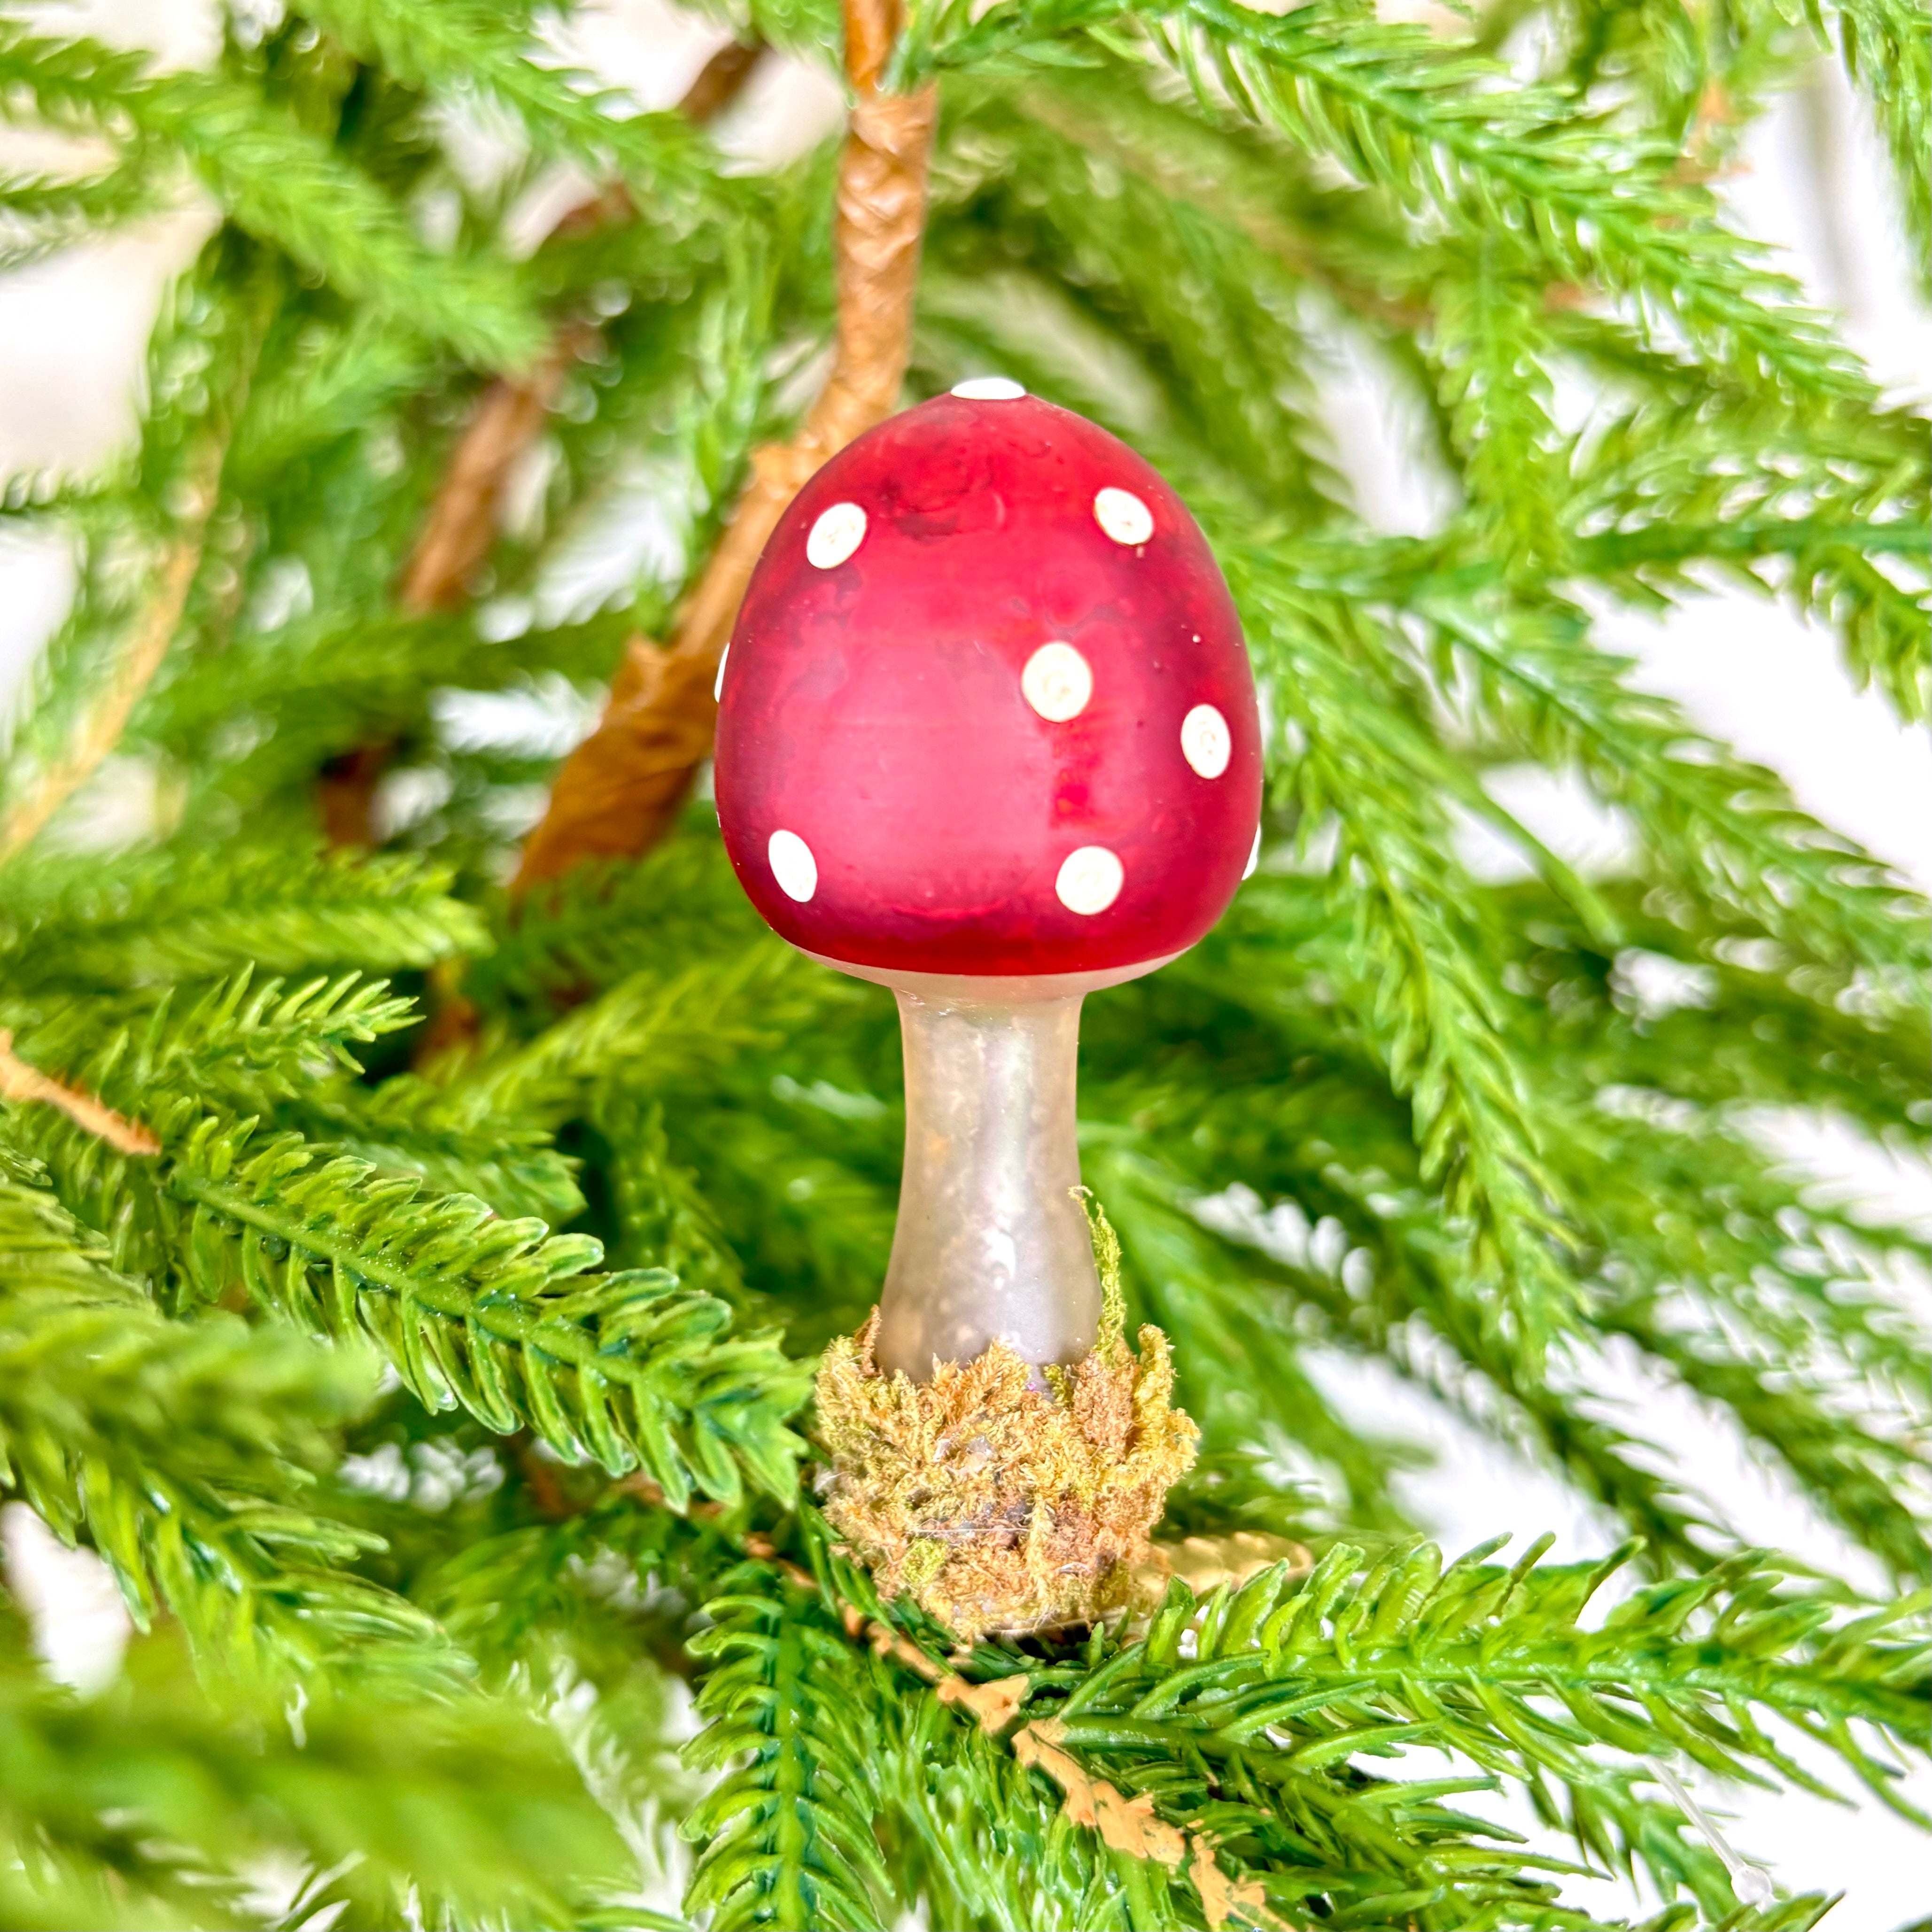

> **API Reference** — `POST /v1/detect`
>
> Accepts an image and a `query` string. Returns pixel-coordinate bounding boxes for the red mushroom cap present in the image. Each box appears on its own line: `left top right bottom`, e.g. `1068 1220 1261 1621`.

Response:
713 387 1263 978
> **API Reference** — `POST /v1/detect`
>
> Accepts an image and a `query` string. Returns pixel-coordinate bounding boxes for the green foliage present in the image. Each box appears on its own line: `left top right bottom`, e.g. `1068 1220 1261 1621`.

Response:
967 1535 1930 1924
1832 0 1932 283
0 997 808 1510
0 0 1925 1923
0 846 486 988
0 158 155 269
0 21 541 368
0 1150 453 1685
296 0 723 219
684 1565 892 1930
0 1612 628 1930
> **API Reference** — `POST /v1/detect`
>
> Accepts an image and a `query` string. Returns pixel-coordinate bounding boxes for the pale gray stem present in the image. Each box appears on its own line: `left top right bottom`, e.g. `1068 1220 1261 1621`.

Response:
875 986 1101 1381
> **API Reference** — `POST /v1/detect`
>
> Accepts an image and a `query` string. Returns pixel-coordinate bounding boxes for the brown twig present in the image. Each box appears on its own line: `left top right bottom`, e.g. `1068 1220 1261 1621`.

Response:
315 742 398 851
394 328 593 621
0 1030 160 1156
400 37 769 621
830 1559 1283 1927
511 0 938 894
0 447 221 870
679 37 766 126
319 38 768 849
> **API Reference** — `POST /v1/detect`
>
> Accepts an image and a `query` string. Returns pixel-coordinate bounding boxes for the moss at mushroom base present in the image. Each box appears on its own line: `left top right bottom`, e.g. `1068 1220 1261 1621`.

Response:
813 1219 1199 1641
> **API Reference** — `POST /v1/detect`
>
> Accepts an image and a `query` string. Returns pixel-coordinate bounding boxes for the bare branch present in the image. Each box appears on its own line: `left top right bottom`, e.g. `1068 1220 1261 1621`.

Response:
389 39 770 622
0 446 220 869
319 39 769 849
0 1029 161 1156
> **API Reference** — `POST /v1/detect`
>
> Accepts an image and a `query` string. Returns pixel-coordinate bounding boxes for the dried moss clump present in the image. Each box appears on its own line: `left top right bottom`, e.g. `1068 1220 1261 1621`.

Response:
814 1227 1198 1638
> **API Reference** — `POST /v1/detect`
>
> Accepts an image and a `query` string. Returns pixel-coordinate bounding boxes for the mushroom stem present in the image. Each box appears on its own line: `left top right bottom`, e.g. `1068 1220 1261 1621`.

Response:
876 985 1101 1382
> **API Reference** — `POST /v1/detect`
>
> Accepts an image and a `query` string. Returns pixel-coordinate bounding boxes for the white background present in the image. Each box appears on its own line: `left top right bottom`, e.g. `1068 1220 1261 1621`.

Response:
2 2 1928 1923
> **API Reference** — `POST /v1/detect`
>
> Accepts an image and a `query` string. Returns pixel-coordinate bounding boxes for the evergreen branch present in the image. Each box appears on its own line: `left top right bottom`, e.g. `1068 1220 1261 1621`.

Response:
0 1153 452 1683
954 57 1921 730
1225 571 1583 1355
293 0 722 209
0 963 572 1263
672 1088 900 1343
1406 590 1928 970
1119 1094 1729 1570
0 157 156 267
1154 0 1871 404
911 0 1870 400
0 845 487 989
598 1093 755 1307
1228 535 1925 970
1830 0 1932 281
1432 255 1564 574
1010 63 1430 330
1546 1111 1931 1581
791 1516 1286 1929
1561 396 1929 722
223 311 431 488
413 1485 726 1679
931 89 1345 529
0 441 220 869
1572 1103 1930 1401
158 1121 809 1509
281 1071 588 1227
0 236 268 836
441 940 844 1129
310 33 765 844
0 983 810 1506
683 1563 893 1931
1182 1082 1909 1576
2 972 419 1146
1020 1541 1929 1916
1601 1292 1929 1583
142 609 628 735
0 1620 628 1929
0 22 543 368
148 73 544 371
879 1684 1145 1928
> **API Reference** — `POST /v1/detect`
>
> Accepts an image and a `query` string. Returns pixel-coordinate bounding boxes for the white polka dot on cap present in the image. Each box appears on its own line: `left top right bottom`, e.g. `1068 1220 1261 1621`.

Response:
1094 487 1153 546
951 376 1027 400
768 829 817 902
807 502 867 569
1055 846 1123 916
1021 642 1093 722
1181 704 1231 779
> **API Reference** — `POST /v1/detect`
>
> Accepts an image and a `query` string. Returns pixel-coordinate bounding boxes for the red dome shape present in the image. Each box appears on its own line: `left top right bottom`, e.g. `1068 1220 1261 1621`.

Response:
714 388 1262 978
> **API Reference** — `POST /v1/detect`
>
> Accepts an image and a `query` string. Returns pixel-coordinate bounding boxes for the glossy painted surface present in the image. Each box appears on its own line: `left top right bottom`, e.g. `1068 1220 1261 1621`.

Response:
714 392 1261 977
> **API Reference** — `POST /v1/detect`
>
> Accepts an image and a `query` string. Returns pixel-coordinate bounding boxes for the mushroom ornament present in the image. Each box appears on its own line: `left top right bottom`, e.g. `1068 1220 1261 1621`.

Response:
714 383 1262 1634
